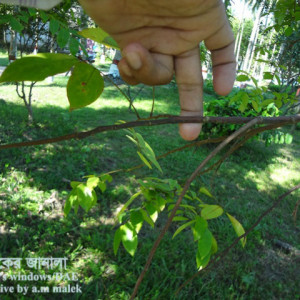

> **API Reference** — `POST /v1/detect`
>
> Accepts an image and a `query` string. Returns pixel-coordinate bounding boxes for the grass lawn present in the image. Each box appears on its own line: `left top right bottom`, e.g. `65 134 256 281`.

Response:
0 75 299 299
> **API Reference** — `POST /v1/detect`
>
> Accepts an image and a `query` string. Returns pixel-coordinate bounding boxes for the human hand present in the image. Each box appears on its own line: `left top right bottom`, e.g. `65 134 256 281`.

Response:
79 0 236 140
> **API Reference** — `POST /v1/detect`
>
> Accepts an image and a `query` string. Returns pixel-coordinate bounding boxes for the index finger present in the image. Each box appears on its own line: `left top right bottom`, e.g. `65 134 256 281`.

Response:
175 47 203 141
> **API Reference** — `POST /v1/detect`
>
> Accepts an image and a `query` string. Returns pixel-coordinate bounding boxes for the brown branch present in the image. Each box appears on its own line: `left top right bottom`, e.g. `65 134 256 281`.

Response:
130 118 259 299
1 116 299 151
176 183 300 295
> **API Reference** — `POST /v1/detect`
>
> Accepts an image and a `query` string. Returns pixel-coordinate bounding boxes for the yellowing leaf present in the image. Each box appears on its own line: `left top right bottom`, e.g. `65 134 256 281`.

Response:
79 27 120 49
226 213 246 247
201 205 223 220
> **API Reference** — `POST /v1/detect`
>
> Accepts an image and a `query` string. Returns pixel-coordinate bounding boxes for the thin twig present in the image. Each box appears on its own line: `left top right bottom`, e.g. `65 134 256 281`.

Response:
175 183 300 295
102 71 141 119
1 116 299 151
150 86 155 117
129 118 259 299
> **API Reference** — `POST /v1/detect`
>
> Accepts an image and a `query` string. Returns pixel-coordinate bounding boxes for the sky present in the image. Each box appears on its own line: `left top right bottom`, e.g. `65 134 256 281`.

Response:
231 0 254 20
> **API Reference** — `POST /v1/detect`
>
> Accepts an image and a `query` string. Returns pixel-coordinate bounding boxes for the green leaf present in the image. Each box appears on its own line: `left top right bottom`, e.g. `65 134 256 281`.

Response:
284 27 293 37
192 216 208 241
113 228 122 255
239 93 249 113
199 187 213 198
87 177 99 189
274 74 281 85
196 251 211 270
173 216 189 221
79 27 120 49
64 190 77 217
0 53 77 83
197 228 213 260
100 174 113 183
9 18 23 32
285 133 293 144
145 203 158 223
261 99 274 107
263 72 274 80
70 181 81 189
137 151 152 169
98 181 106 193
39 11 49 23
130 210 144 233
201 205 223 220
120 223 138 256
69 38 80 56
77 184 96 212
252 100 260 113
140 209 155 228
57 28 70 48
236 75 250 82
211 235 218 254
116 191 142 221
226 213 246 247
67 62 104 110
172 220 196 239
49 19 59 35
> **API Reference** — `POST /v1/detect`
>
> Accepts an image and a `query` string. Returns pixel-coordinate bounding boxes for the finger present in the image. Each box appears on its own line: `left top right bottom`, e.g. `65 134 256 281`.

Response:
118 43 174 86
204 19 236 95
210 41 236 95
175 47 203 141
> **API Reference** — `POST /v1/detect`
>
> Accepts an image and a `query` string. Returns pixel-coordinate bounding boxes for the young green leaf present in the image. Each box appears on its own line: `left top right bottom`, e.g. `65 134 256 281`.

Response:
191 216 208 241
113 228 122 255
196 251 211 270
199 187 213 198
145 203 158 223
64 190 77 217
130 210 144 233
201 205 223 220
197 228 213 260
137 151 152 169
172 220 196 239
0 53 77 83
226 213 246 247
76 184 96 212
120 223 138 256
87 176 100 189
140 209 155 228
67 62 104 110
116 191 142 221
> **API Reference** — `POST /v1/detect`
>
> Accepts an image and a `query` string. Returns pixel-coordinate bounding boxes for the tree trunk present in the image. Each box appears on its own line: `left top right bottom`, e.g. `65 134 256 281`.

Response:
242 0 265 72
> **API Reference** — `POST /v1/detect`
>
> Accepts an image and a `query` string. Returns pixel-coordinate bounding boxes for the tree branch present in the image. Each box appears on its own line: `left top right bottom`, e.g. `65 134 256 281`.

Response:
1 115 299 150
175 183 300 295
130 118 260 299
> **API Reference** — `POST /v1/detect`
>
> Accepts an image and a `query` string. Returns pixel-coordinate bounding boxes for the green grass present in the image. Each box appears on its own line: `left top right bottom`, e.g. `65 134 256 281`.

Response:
0 76 299 300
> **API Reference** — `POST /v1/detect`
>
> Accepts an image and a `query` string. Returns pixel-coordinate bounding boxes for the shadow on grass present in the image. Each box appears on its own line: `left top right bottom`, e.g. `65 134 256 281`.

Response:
0 93 299 299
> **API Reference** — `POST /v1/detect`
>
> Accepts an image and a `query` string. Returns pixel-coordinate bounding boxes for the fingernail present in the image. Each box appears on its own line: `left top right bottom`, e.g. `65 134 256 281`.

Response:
125 52 142 70
121 62 133 77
